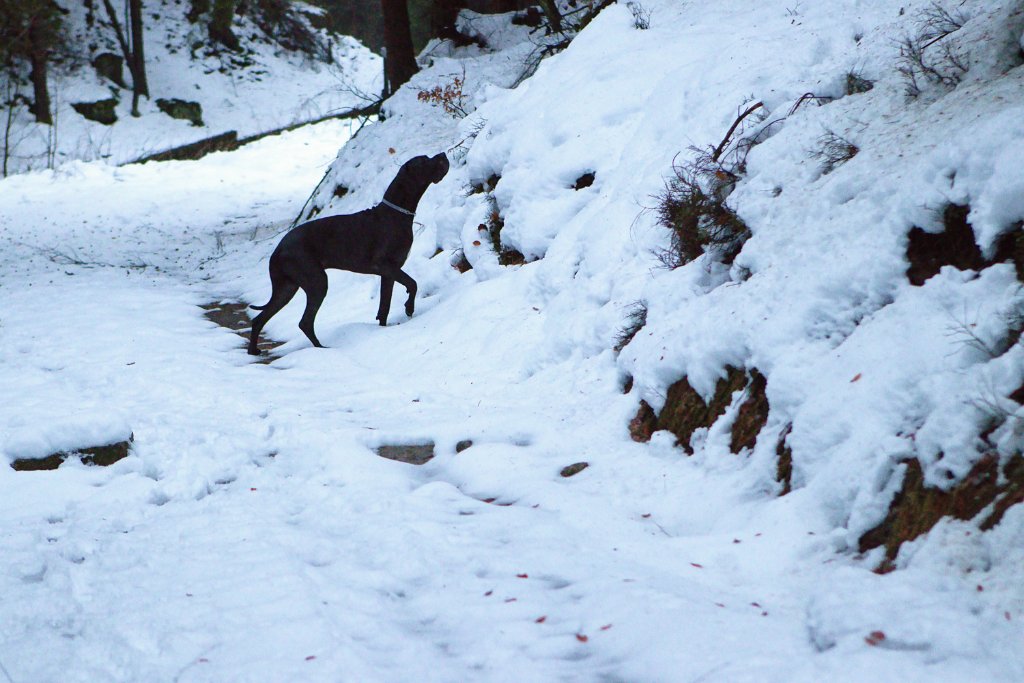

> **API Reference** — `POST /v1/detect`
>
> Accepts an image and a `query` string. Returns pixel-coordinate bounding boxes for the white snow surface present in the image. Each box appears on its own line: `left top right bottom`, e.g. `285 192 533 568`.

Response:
2 1 1024 681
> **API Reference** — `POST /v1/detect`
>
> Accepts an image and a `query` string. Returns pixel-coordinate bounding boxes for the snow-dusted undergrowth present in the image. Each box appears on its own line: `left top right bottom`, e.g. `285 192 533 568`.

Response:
2 0 380 174
1 1 1023 681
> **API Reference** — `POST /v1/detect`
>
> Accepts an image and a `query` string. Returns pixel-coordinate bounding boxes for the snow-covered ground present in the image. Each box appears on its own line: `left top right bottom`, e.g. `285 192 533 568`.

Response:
2 1 1024 681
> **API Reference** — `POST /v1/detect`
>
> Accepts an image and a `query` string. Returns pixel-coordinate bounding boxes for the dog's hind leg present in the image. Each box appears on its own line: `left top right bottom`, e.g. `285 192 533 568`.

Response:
248 279 298 355
297 269 328 348
376 277 395 326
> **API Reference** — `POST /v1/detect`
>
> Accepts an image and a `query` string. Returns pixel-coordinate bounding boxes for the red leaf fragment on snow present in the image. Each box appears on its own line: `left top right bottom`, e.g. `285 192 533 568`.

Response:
751 602 761 608
641 513 651 518
733 539 741 544
484 590 493 597
1005 612 1012 621
976 585 984 592
715 602 725 608
865 630 886 646
576 634 588 643
473 240 482 247
305 656 316 661
600 624 613 631
761 611 768 617
505 598 517 603
388 147 396 154
535 616 547 623
851 373 862 382
250 488 257 492
517 573 529 579
690 563 703 569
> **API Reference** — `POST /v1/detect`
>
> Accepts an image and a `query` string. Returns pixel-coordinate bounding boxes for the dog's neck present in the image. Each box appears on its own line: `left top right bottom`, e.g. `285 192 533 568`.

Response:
382 172 433 217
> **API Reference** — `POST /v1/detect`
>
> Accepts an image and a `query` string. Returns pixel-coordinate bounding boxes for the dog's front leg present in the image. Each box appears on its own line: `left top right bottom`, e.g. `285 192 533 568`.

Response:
377 276 395 325
380 267 418 319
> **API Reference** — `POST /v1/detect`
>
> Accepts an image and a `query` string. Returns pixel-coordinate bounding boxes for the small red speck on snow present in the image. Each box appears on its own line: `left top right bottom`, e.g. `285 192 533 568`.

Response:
851 373 862 382
250 488 257 492
751 602 761 608
473 240 482 247
715 602 725 608
482 497 495 503
576 634 588 643
505 598 517 603
732 539 741 544
690 563 703 569
761 611 768 617
198 658 209 663
976 585 984 592
388 147 396 154
186 593 193 597
641 513 651 518
305 656 316 661
755 532 762 537
535 616 547 623
517 573 529 579
532 504 540 508
600 624 613 631
484 590 493 597
865 631 886 646
1005 612 1012 621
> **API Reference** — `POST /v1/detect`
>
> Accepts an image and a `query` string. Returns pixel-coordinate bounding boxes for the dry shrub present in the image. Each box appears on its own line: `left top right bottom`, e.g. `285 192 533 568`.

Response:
417 73 468 118
653 152 750 268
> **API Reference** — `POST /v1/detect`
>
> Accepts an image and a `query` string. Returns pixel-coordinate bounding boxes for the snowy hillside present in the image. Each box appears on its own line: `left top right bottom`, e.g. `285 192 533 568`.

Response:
2 0 380 174
1 1 1023 681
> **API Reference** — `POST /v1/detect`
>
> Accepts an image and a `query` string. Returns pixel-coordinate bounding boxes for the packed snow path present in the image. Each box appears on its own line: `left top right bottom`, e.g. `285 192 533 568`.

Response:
0 121 1020 682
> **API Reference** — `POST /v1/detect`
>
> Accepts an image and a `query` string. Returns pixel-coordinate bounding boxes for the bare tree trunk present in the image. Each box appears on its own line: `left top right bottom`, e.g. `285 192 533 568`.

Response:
128 0 148 97
28 18 52 124
3 79 18 176
209 0 239 50
380 0 417 97
538 0 562 32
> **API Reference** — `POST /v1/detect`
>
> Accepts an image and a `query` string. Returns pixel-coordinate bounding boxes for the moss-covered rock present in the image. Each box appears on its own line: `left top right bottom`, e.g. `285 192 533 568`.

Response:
93 52 126 88
156 98 204 126
630 367 771 454
729 369 769 453
71 98 118 125
775 424 793 495
560 462 589 477
11 435 133 471
858 454 1024 573
629 399 657 442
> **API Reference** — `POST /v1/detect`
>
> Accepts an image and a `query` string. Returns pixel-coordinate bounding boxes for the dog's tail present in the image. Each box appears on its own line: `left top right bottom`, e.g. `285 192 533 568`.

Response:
249 302 268 310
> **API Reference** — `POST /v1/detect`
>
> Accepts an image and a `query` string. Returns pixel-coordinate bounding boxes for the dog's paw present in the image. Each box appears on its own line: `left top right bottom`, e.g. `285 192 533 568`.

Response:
405 304 415 317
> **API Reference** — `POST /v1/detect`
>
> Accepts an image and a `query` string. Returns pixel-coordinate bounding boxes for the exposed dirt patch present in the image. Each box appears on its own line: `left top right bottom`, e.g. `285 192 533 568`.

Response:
858 454 1024 573
906 204 1023 285
376 444 435 465
202 302 283 362
11 436 133 471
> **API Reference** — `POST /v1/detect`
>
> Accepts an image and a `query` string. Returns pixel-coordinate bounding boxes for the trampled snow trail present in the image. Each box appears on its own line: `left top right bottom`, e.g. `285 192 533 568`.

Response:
0 121 812 682
3 1 1024 680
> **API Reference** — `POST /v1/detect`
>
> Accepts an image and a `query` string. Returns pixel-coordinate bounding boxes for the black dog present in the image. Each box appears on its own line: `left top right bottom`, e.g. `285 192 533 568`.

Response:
248 152 450 355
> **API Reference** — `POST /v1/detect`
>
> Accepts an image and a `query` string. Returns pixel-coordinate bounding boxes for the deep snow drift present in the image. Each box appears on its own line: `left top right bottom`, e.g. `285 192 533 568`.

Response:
1 1 1023 681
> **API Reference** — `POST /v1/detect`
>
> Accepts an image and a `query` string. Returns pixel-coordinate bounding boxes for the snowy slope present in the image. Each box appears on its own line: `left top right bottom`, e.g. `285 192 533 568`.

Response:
2 0 380 174
1 1 1023 681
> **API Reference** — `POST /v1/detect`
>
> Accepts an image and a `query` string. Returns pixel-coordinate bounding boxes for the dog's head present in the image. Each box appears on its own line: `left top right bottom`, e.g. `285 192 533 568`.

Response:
403 153 450 186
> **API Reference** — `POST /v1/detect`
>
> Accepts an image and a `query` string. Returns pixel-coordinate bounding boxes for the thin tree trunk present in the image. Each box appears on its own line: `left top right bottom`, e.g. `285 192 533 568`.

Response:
380 0 417 97
28 18 52 124
538 0 562 32
3 79 17 176
128 0 147 97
